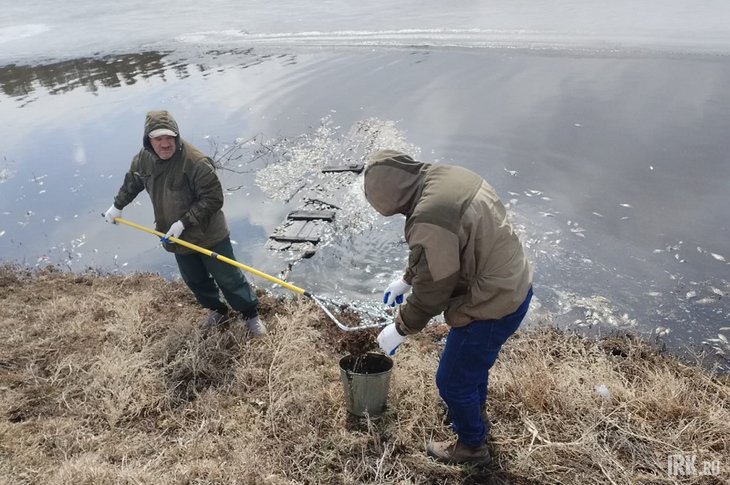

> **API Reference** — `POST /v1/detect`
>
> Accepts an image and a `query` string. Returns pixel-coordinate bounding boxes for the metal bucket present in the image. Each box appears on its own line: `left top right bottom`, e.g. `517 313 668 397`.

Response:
339 352 393 417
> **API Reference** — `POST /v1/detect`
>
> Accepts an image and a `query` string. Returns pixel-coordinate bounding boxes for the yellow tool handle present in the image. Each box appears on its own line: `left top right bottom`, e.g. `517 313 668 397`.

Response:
114 217 309 296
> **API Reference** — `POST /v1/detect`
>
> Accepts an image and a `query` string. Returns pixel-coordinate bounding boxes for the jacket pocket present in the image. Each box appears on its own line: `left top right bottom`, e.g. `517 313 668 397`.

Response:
165 175 193 221
408 245 424 270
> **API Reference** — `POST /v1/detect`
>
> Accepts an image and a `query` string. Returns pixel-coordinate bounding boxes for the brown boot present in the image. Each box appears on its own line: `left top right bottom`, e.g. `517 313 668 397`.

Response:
426 439 491 465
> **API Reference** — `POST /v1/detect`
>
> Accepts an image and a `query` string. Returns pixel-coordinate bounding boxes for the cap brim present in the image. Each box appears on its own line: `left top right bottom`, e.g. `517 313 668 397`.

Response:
149 128 177 138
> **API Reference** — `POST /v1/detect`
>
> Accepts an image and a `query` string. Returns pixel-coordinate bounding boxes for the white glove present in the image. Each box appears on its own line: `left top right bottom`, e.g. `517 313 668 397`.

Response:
104 205 122 224
162 220 185 242
377 323 406 356
383 278 412 307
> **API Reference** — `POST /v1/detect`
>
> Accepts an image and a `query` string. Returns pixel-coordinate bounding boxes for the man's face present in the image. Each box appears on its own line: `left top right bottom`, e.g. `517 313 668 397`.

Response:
150 135 176 160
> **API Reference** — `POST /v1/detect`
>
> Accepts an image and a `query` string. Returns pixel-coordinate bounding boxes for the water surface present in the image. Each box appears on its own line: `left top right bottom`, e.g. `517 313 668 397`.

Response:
1 2 728 367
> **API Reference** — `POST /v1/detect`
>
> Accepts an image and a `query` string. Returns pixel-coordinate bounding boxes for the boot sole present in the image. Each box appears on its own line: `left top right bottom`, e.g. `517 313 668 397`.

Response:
426 447 491 466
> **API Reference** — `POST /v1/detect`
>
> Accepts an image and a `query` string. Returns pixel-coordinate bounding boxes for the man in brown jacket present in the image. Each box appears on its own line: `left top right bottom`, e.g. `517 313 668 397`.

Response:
364 150 533 465
103 110 265 336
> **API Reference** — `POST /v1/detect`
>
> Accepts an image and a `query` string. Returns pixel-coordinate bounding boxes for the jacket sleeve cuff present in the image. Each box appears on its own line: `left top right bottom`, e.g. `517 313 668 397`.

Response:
395 308 419 335
403 269 414 285
180 214 193 228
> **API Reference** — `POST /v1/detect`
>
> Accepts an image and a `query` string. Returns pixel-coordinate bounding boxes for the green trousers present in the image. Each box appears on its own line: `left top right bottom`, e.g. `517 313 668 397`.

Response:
174 237 259 319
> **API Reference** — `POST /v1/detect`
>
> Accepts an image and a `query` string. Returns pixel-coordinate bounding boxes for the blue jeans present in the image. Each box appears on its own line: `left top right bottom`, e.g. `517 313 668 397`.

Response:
174 237 259 319
435 287 533 447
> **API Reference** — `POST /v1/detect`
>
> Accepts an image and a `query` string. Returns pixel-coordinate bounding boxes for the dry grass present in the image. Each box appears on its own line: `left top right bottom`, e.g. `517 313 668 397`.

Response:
0 264 728 484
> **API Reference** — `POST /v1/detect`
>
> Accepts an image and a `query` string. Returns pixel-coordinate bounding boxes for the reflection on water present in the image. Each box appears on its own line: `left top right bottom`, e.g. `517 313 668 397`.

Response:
1 52 172 101
0 48 288 103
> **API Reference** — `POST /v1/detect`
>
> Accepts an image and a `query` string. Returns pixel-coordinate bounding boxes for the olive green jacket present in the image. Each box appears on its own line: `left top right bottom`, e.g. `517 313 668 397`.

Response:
364 150 533 334
113 110 229 255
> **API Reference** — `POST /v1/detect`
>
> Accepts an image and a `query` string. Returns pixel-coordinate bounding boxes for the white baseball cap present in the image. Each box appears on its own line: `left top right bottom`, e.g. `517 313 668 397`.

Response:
149 128 177 138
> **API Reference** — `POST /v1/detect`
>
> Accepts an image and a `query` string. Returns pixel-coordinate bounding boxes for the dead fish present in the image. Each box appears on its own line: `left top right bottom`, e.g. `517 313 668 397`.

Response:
594 384 611 400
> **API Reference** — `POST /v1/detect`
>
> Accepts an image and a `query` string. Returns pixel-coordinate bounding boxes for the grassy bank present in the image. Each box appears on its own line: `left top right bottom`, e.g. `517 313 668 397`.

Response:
0 265 727 484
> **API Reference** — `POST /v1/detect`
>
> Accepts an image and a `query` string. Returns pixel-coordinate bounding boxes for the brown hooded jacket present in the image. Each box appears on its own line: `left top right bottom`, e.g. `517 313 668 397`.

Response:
364 150 533 334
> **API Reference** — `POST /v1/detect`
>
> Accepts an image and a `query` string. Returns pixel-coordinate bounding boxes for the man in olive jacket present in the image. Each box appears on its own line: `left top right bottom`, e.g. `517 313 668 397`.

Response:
364 149 533 465
104 110 266 336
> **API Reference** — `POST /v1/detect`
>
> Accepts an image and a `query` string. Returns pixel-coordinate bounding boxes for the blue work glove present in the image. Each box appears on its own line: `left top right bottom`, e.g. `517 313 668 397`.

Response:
377 323 406 356
383 278 411 307
104 205 122 224
161 220 185 243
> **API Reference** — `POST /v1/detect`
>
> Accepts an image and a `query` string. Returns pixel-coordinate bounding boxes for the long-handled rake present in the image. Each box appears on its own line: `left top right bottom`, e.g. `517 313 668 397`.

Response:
110 217 385 332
